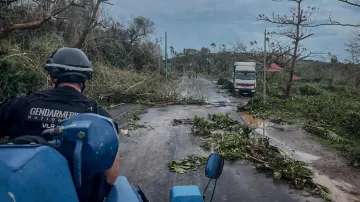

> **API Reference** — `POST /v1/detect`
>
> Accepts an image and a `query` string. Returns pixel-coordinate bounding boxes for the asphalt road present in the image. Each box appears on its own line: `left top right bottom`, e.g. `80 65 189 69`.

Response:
112 77 321 202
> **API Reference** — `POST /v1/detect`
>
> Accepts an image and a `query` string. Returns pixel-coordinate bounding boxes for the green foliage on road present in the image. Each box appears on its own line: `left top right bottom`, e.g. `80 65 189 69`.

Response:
244 83 360 168
217 78 234 92
170 113 331 201
173 118 193 126
169 156 207 174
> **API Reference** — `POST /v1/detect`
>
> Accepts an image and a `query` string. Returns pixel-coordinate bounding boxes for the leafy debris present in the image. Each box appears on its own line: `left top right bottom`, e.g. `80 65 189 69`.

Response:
173 118 194 126
168 156 207 174
126 105 148 121
126 122 146 130
303 125 347 143
170 112 332 201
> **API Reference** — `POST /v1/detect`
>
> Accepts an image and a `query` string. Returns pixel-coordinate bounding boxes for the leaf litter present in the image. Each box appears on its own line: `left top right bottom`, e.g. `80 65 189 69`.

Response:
168 155 207 174
169 112 332 201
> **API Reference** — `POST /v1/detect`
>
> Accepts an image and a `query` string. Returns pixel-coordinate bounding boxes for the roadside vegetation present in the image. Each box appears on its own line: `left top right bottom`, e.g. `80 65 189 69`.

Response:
191 0 360 171
243 80 360 168
0 0 180 107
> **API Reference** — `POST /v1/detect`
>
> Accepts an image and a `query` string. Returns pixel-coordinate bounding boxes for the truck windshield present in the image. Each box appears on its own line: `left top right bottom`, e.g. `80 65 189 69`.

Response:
235 71 256 80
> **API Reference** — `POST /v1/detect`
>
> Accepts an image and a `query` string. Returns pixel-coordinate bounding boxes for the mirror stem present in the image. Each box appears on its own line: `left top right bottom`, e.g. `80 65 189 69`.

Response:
202 178 212 199
209 179 217 202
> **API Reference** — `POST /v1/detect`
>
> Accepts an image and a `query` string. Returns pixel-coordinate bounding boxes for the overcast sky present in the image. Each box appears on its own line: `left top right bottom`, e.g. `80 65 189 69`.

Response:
108 0 360 62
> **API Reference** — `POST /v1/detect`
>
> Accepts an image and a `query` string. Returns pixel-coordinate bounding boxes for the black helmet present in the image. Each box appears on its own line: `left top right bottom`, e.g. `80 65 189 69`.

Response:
45 47 93 83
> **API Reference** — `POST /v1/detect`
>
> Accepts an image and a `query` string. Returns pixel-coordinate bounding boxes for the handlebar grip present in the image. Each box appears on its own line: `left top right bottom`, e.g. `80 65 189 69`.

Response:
41 126 63 140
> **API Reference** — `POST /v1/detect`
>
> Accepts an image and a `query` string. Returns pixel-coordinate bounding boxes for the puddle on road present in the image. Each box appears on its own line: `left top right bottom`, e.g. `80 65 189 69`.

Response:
294 150 321 162
239 112 360 202
239 112 263 127
253 126 321 163
240 112 320 163
207 101 234 108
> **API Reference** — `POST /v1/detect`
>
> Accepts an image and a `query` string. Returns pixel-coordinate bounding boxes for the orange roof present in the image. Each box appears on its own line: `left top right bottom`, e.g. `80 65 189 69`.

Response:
266 63 283 72
293 75 301 81
266 63 301 80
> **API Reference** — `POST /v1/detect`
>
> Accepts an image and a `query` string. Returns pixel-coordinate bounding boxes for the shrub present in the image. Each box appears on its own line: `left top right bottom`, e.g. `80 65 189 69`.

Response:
298 84 323 96
217 78 228 85
0 59 46 102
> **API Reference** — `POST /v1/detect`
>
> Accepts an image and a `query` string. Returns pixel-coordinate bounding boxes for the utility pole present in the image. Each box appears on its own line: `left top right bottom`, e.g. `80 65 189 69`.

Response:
158 45 161 72
263 29 267 137
165 31 168 83
263 29 267 103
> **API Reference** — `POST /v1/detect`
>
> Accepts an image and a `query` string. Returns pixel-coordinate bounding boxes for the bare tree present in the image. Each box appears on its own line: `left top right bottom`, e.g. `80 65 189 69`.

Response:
232 37 247 61
74 0 112 48
199 47 211 74
258 0 320 97
309 0 360 27
170 45 176 69
233 38 247 53
250 39 293 69
345 30 360 64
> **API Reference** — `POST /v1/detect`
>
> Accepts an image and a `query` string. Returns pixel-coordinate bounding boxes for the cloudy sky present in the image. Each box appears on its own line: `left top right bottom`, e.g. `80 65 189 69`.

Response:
108 0 360 61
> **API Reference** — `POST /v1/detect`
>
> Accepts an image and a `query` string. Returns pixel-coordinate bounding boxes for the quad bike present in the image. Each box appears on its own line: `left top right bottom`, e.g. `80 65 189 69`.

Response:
0 113 224 202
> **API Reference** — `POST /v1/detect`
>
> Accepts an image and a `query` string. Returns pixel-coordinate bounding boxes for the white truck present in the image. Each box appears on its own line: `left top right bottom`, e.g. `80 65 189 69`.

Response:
231 62 257 96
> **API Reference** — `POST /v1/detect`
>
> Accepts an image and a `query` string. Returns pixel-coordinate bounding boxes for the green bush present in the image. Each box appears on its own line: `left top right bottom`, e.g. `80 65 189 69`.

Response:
298 84 323 96
0 59 46 102
217 78 234 92
217 78 228 85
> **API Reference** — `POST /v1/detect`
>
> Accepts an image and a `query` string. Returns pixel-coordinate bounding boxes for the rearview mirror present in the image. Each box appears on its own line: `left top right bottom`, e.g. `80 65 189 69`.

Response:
205 153 224 179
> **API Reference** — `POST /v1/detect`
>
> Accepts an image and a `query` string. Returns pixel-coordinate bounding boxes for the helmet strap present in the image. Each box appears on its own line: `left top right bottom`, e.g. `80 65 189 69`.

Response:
54 79 60 89
81 81 86 93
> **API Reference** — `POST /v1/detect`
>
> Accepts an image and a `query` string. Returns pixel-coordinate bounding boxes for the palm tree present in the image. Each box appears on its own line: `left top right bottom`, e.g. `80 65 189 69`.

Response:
210 42 216 53
210 42 216 65
222 44 226 52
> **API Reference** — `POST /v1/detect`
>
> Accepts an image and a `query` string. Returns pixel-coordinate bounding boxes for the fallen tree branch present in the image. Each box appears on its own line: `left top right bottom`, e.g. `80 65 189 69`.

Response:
339 0 360 7
0 1 85 39
247 155 267 164
124 77 147 93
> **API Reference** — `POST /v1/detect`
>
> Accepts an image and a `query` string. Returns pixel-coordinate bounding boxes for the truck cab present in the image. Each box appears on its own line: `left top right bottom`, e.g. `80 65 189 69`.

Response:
232 62 256 96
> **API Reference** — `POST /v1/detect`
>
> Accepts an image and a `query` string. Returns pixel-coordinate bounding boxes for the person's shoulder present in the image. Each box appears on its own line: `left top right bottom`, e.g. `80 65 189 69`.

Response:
27 89 54 98
1 94 28 106
0 94 29 116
